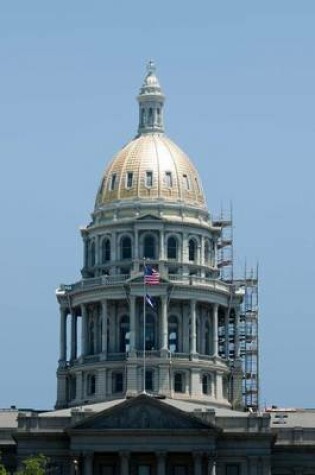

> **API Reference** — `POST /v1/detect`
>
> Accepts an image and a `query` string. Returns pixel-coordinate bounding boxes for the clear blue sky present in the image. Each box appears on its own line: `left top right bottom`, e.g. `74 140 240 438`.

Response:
0 1 315 409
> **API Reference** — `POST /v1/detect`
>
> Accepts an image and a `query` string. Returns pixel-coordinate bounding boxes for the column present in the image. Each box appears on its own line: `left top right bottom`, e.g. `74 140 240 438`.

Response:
159 230 165 260
83 453 93 475
129 295 136 352
161 295 168 350
212 304 218 357
119 451 129 475
134 229 139 260
193 452 202 475
83 235 88 269
59 307 67 363
81 304 88 357
156 451 166 475
207 456 216 475
190 299 196 355
101 300 108 356
200 235 205 266
70 310 77 360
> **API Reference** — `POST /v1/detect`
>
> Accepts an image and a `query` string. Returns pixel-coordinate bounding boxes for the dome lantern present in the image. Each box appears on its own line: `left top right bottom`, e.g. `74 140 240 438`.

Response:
137 61 165 135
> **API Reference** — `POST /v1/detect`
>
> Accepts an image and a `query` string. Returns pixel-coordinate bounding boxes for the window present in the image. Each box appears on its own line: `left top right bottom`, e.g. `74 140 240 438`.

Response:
183 174 190 190
144 234 155 259
205 321 210 355
101 466 114 475
146 171 153 187
195 176 200 192
145 370 154 391
142 314 156 350
102 238 111 263
68 375 76 400
167 236 177 259
90 241 96 267
223 375 229 399
174 373 184 393
121 236 132 259
110 173 117 191
87 374 96 395
112 372 123 393
119 316 130 352
202 374 212 395
126 172 133 188
204 240 210 264
188 239 196 261
168 316 178 353
164 171 173 187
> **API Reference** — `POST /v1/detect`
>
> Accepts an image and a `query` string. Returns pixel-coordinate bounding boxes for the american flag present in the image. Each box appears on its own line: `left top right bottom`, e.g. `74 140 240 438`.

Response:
144 265 160 285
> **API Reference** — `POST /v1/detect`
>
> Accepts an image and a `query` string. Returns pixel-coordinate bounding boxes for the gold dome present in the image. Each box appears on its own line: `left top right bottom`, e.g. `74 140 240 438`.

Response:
95 134 206 209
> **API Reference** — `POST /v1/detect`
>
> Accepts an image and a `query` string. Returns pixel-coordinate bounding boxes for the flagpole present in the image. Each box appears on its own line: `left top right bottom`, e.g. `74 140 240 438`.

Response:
143 257 146 394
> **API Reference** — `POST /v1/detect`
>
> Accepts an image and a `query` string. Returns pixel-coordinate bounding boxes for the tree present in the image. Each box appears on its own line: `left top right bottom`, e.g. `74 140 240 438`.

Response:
0 454 7 475
16 454 48 475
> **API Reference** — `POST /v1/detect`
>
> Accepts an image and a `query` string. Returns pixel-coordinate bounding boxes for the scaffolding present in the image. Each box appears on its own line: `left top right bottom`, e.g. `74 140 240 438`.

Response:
213 211 259 410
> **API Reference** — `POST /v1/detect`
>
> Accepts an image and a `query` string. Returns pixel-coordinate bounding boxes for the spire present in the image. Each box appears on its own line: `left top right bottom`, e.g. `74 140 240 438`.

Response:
137 61 165 135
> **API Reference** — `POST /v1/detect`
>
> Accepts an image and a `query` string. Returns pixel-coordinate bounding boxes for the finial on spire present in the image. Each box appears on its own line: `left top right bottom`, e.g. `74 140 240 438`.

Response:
147 60 156 74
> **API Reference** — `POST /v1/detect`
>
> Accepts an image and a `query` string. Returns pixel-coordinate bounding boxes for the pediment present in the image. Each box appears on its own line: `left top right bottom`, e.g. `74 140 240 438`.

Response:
72 395 217 432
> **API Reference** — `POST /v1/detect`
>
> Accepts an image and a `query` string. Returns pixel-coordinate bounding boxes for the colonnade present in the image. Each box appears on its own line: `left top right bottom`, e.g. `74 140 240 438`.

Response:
70 451 217 475
58 299 226 365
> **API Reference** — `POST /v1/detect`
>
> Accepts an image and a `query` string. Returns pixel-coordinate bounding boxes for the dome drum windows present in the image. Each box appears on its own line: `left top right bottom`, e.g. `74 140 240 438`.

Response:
112 372 124 394
164 171 173 188
167 236 178 260
109 173 117 191
188 239 197 262
145 171 153 188
183 174 190 191
121 236 132 260
101 238 111 263
87 374 96 396
142 233 157 260
119 316 130 353
126 172 133 188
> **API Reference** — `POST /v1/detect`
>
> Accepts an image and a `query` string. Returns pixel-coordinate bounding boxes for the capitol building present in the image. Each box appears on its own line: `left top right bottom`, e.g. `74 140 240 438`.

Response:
1 63 315 475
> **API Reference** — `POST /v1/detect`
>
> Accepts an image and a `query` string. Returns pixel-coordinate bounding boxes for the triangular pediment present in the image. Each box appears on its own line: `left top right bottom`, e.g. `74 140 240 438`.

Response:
71 395 217 432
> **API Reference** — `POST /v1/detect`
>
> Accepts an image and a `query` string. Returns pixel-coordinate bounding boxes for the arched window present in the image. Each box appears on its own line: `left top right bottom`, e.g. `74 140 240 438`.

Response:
148 108 153 126
119 315 130 353
168 316 179 353
141 108 145 127
144 235 155 259
167 236 177 259
90 241 96 267
204 240 210 264
188 239 196 261
121 236 132 260
202 374 212 395
68 375 76 401
174 373 185 393
101 238 111 263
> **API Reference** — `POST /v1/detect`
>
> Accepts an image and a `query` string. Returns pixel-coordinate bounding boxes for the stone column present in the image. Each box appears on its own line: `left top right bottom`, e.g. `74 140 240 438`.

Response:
190 299 196 355
159 230 165 260
207 456 216 475
193 452 202 475
129 295 136 352
200 235 205 266
81 304 88 357
70 310 77 360
134 229 139 260
101 300 108 357
119 451 129 475
156 451 166 475
59 307 67 363
212 304 219 357
83 235 88 269
161 295 168 350
83 453 93 475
